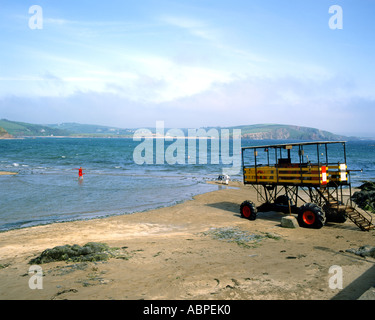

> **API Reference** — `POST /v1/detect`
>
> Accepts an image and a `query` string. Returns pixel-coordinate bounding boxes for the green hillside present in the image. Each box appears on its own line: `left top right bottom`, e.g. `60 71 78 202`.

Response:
48 122 135 137
0 119 356 140
0 119 69 137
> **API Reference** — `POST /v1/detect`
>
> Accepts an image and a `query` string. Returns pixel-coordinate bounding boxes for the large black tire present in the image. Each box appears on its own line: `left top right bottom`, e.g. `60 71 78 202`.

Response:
297 203 326 229
240 200 257 220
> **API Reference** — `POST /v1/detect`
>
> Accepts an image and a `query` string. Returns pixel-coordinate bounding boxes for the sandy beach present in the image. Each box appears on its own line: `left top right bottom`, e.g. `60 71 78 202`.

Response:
0 182 374 300
0 171 18 175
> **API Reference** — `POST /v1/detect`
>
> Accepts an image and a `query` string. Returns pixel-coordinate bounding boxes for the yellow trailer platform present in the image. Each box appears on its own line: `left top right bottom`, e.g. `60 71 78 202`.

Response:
240 141 374 231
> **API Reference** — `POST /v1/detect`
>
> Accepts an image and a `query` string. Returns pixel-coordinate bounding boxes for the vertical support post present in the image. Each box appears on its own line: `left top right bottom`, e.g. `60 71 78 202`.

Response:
241 147 245 183
285 186 292 215
316 143 322 186
254 148 258 183
340 184 343 204
275 147 279 183
263 185 269 203
342 142 351 206
348 171 352 206
295 186 299 208
308 187 313 203
298 145 303 183
317 144 320 164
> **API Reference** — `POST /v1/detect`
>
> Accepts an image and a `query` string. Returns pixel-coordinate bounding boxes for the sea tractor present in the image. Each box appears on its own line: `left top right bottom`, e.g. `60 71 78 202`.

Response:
240 141 374 231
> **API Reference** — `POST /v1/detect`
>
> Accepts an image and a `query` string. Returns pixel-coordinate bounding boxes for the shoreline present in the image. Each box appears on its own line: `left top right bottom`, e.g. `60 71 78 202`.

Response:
0 171 18 175
0 183 374 300
0 180 225 233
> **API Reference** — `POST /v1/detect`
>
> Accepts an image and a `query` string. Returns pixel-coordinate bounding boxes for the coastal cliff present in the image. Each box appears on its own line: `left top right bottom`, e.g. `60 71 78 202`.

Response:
233 124 349 141
0 119 359 140
0 127 13 139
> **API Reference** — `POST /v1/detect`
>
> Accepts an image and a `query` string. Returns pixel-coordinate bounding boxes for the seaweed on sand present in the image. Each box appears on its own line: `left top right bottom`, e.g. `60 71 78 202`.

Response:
29 242 123 264
202 227 280 248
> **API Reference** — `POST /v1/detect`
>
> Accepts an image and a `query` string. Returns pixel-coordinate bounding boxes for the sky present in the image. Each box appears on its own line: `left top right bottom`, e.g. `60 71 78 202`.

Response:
0 0 374 137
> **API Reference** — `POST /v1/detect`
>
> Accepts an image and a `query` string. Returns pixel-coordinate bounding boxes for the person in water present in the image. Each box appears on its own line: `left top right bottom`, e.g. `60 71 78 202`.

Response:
75 167 85 179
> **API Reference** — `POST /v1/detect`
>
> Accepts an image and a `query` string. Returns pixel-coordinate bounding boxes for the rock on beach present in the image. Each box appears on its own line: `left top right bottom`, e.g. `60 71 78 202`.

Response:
281 216 299 228
352 181 375 213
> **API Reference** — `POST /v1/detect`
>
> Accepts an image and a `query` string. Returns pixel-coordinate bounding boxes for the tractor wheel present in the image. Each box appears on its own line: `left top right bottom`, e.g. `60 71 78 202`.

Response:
297 203 326 229
240 200 257 220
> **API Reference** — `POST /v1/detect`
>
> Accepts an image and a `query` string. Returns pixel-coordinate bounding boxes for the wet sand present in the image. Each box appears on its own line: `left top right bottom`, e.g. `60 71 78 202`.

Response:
0 182 374 300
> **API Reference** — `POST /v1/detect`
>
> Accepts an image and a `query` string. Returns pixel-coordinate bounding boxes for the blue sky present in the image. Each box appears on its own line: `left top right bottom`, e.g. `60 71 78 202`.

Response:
0 1 374 137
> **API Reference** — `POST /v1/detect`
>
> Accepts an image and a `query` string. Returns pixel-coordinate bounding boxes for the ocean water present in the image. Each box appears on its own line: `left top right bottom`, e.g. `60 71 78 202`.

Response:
0 138 374 231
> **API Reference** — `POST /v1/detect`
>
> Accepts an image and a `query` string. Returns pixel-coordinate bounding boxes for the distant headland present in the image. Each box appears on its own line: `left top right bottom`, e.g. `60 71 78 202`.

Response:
0 118 362 141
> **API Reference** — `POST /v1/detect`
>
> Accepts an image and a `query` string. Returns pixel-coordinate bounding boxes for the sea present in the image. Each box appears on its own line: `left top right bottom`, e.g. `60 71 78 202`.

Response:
0 137 374 232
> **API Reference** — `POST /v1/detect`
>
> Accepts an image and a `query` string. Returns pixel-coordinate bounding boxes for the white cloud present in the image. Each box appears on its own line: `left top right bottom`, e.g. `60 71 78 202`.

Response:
1 73 374 137
1 46 235 103
127 55 233 102
160 15 215 40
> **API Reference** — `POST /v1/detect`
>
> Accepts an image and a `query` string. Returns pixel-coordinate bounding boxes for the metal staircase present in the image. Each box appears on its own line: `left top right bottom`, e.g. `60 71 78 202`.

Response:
321 187 375 231
344 206 375 231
